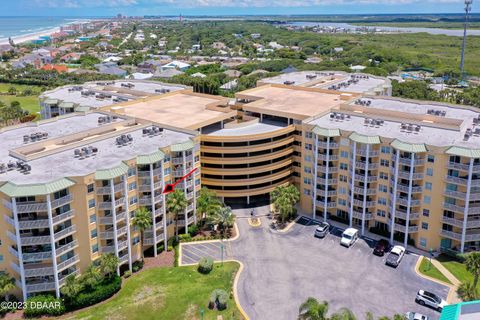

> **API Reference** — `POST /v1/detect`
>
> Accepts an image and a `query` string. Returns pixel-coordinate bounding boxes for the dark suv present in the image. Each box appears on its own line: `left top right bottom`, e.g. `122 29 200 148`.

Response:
373 239 390 256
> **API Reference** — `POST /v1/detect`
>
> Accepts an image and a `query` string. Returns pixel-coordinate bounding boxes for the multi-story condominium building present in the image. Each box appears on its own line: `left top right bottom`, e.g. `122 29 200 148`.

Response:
258 71 392 96
39 80 188 119
1 72 478 300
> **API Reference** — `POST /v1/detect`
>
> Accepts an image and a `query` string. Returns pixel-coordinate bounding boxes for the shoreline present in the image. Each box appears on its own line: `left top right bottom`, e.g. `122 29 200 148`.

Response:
0 19 92 46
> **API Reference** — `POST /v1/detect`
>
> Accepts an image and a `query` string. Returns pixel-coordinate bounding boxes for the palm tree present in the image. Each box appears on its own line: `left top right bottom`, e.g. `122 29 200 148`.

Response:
60 274 82 301
99 253 120 279
465 252 480 288
457 281 479 301
210 206 235 238
197 187 222 221
330 308 357 320
270 184 300 223
80 264 103 290
0 273 15 302
298 297 328 320
166 188 188 241
132 207 152 260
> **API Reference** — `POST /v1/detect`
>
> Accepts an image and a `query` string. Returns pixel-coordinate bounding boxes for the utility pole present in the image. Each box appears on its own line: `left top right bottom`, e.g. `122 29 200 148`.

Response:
460 0 473 84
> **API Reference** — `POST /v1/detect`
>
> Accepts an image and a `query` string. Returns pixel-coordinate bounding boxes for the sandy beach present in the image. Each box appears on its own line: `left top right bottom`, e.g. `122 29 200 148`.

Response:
0 26 62 46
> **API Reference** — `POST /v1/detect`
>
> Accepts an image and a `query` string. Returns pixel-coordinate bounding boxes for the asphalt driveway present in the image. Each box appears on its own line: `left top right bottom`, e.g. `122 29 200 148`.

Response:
180 209 449 320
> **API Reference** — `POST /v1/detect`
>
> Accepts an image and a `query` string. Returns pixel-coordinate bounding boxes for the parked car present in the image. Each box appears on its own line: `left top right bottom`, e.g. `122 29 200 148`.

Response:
415 290 447 312
340 228 358 247
314 222 330 238
385 245 405 267
373 239 390 256
405 312 431 320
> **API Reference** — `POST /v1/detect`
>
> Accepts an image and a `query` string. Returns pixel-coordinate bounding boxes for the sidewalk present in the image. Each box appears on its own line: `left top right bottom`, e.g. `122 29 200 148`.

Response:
431 259 462 304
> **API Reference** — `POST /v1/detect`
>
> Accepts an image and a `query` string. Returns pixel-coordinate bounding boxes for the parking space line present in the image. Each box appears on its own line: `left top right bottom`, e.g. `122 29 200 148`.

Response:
183 246 212 261
185 245 217 259
196 243 223 256
183 250 204 262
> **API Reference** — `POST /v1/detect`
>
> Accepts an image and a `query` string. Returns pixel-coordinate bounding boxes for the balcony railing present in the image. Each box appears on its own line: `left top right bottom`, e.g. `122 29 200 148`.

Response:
316 177 337 185
444 202 465 213
317 141 339 149
20 234 51 245
317 166 338 174
394 210 420 220
54 225 76 241
316 190 337 197
24 266 54 277
394 224 419 233
56 240 78 257
356 149 379 157
119 254 129 264
23 251 52 262
26 281 56 293
354 174 377 182
398 157 425 166
100 245 115 254
315 201 337 208
57 255 79 272
445 175 468 186
396 184 422 193
317 154 339 161
352 210 373 220
16 202 48 213
59 270 79 287
96 183 125 195
51 194 73 209
352 199 376 207
397 198 421 207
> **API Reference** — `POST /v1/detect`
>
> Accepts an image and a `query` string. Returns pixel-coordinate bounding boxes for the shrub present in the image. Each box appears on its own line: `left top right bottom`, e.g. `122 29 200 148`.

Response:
198 257 214 274
174 245 179 267
124 270 132 278
168 245 173 251
24 295 65 317
209 289 228 311
189 224 199 236
178 233 192 242
65 276 122 311
132 260 144 273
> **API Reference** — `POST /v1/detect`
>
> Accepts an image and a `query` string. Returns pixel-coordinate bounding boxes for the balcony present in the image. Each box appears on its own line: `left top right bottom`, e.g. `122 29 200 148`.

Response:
352 199 376 207
100 245 115 254
54 225 76 241
8 246 19 259
398 157 425 166
352 210 374 220
99 197 125 210
440 230 462 241
59 270 79 286
172 157 184 165
354 174 377 182
448 162 470 171
119 254 129 265
315 201 337 209
187 204 194 212
24 265 54 277
56 240 78 256
186 191 195 199
445 175 468 186
96 183 125 195
20 234 51 245
23 251 52 262
444 202 465 213
14 210 75 230
57 255 79 272
397 198 421 207
444 190 467 200
397 171 424 180
98 211 127 225
394 210 420 220
396 184 422 193
26 281 56 293
317 166 338 174
317 154 339 161
394 224 419 233
51 194 73 209
353 187 376 195
15 202 48 213
317 141 339 149
353 161 379 170
316 177 337 185
316 190 337 197
118 239 129 251
173 169 185 177
356 149 379 157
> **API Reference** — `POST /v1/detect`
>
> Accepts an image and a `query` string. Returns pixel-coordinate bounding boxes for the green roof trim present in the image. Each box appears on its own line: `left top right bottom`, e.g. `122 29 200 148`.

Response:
74 106 91 112
349 132 381 144
59 102 75 109
439 300 480 320
312 126 340 137
137 150 165 165
95 162 129 180
391 139 427 153
446 146 480 158
171 140 195 152
43 99 58 105
0 178 75 197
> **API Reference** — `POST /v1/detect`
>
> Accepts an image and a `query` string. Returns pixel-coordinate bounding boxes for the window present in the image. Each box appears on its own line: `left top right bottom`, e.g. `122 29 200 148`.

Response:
163 156 170 163
305 143 313 151
304 166 312 174
133 236 140 245
128 167 136 177
340 163 348 170
378 197 387 205
340 187 347 195
303 178 311 185
426 168 433 176
0 255 3 262
340 175 348 182
89 214 96 224
304 189 311 196
340 138 349 146
377 209 386 217
420 238 427 247
305 132 313 139
381 146 390 154
90 228 97 239
378 184 387 193
427 155 435 163
340 151 349 158
130 210 136 218
339 199 347 206
87 184 94 193
379 172 388 180
425 182 432 191
88 199 96 209
422 222 429 230
164 168 171 175
380 159 389 167
128 182 137 191
92 243 99 254
424 195 431 204
423 209 430 217
195 179 201 186
129 196 138 205
305 155 312 162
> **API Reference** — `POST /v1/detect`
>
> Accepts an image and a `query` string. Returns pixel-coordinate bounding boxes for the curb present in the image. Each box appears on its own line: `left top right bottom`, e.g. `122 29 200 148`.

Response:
271 215 302 233
247 218 262 227
414 256 457 304
232 261 250 320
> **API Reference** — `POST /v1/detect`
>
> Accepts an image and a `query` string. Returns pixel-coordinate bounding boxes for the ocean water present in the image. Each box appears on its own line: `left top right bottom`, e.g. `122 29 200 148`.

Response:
0 16 88 41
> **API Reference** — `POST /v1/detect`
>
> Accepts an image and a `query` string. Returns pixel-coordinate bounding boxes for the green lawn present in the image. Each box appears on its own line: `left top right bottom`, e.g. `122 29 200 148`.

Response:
67 262 243 320
0 83 44 116
419 257 452 285
438 255 476 288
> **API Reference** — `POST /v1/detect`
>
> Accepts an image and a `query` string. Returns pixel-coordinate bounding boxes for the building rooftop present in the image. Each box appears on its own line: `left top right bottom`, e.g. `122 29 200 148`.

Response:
105 91 236 131
40 80 187 111
308 96 480 149
258 71 391 95
236 84 356 120
207 121 286 136
0 112 194 185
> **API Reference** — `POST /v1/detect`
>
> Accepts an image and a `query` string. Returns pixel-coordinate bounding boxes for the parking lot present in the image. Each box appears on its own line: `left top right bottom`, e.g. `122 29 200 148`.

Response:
180 213 449 320
181 241 234 265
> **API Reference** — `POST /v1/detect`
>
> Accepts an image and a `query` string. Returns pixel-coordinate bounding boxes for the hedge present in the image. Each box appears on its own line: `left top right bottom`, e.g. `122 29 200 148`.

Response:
209 289 228 311
65 276 121 311
24 295 65 318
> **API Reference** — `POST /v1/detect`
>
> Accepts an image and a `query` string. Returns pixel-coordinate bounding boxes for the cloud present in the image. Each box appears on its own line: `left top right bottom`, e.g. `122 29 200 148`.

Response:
28 0 464 9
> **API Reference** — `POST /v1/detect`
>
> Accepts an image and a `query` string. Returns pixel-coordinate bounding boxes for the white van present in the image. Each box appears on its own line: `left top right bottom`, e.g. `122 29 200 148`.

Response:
340 228 359 247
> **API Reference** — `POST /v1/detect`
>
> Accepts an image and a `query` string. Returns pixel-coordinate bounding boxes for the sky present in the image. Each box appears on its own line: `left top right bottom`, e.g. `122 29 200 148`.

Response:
0 0 478 17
